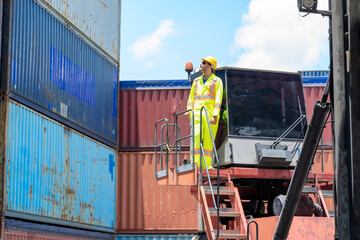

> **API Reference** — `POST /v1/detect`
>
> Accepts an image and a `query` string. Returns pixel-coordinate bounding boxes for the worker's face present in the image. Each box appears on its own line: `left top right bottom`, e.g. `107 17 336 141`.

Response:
200 61 212 73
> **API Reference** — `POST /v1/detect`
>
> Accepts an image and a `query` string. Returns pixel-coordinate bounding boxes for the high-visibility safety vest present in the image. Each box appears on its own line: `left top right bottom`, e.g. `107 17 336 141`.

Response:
187 73 223 118
187 73 223 169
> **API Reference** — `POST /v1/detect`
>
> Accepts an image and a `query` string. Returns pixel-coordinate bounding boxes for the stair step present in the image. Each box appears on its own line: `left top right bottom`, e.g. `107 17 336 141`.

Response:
203 186 234 196
302 187 334 198
209 208 241 217
322 190 333 198
213 230 246 239
302 186 317 194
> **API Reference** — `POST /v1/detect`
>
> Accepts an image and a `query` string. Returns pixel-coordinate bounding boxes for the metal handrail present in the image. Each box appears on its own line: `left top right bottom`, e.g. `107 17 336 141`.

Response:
155 118 168 178
247 220 259 240
159 123 181 152
199 106 221 240
155 116 189 178
174 109 195 169
155 119 181 175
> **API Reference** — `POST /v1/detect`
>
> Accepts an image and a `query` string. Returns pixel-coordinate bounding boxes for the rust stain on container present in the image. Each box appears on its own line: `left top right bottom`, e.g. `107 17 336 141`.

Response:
119 89 191 149
29 185 33 197
116 151 198 233
97 0 108 9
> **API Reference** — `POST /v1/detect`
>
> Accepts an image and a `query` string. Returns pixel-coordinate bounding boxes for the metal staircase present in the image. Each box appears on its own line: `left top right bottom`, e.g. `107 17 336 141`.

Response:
153 106 335 240
199 172 249 240
155 107 258 240
301 176 334 218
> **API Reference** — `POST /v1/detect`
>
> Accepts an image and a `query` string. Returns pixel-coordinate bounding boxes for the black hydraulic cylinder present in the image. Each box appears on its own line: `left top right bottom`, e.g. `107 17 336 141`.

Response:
273 101 331 240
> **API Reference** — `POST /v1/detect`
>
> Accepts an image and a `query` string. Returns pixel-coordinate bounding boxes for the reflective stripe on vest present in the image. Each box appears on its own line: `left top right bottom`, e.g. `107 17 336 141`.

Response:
209 78 216 96
194 79 199 95
194 95 215 101
194 75 217 97
193 148 212 156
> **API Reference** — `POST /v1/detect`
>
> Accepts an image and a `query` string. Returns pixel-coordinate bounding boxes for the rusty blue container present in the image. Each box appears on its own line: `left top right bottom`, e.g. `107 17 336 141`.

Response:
8 0 118 147
5 101 116 232
38 0 120 63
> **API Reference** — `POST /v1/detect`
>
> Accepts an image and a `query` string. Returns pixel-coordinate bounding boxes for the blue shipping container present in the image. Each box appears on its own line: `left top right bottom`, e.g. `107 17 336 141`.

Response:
120 79 191 89
299 70 330 77
9 0 118 147
40 0 120 63
5 219 114 239
5 100 116 232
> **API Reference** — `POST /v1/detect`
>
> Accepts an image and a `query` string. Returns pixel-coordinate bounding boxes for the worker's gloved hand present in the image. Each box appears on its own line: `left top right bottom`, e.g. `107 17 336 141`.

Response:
184 112 190 117
210 116 217 124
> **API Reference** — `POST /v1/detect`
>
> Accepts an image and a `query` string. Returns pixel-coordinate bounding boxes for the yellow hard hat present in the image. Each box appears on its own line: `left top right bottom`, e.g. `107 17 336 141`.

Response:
201 56 217 70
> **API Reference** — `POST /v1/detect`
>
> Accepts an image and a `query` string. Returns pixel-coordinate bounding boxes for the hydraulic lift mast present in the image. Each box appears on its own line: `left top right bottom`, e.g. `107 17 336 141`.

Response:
275 0 360 239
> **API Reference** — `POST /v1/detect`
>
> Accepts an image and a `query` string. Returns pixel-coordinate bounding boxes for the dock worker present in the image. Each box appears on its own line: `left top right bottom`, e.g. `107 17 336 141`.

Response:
186 56 223 169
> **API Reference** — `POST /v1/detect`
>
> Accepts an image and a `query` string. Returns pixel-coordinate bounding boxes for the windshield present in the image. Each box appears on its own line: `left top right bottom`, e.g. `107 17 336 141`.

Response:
224 69 307 139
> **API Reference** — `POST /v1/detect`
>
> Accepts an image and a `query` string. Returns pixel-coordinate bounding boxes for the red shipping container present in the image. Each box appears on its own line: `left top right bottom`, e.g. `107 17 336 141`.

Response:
119 85 332 149
119 89 191 150
116 151 198 233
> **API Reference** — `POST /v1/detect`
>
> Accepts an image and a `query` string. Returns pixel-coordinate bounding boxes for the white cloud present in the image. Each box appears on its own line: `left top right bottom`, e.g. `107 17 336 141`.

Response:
129 20 176 60
231 0 329 71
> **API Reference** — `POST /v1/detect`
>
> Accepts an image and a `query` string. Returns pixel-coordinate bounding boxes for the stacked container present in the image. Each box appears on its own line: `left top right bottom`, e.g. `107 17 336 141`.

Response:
116 71 333 238
117 80 198 237
0 0 119 239
300 70 333 174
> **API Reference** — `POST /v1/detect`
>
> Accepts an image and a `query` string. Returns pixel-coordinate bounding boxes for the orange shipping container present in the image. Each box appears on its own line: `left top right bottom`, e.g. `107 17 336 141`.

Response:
311 149 334 213
311 149 334 174
116 151 198 233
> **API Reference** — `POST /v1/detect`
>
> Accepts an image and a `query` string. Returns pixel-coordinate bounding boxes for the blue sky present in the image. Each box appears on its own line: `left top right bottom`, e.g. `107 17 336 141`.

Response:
120 0 330 80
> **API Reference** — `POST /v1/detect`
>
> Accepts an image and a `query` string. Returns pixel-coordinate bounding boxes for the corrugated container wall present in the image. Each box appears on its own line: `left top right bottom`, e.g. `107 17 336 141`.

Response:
4 230 92 240
6 101 116 232
3 218 114 239
119 88 191 150
311 150 334 174
299 70 330 77
303 86 332 146
9 0 118 147
119 74 331 149
39 0 120 63
116 152 198 233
